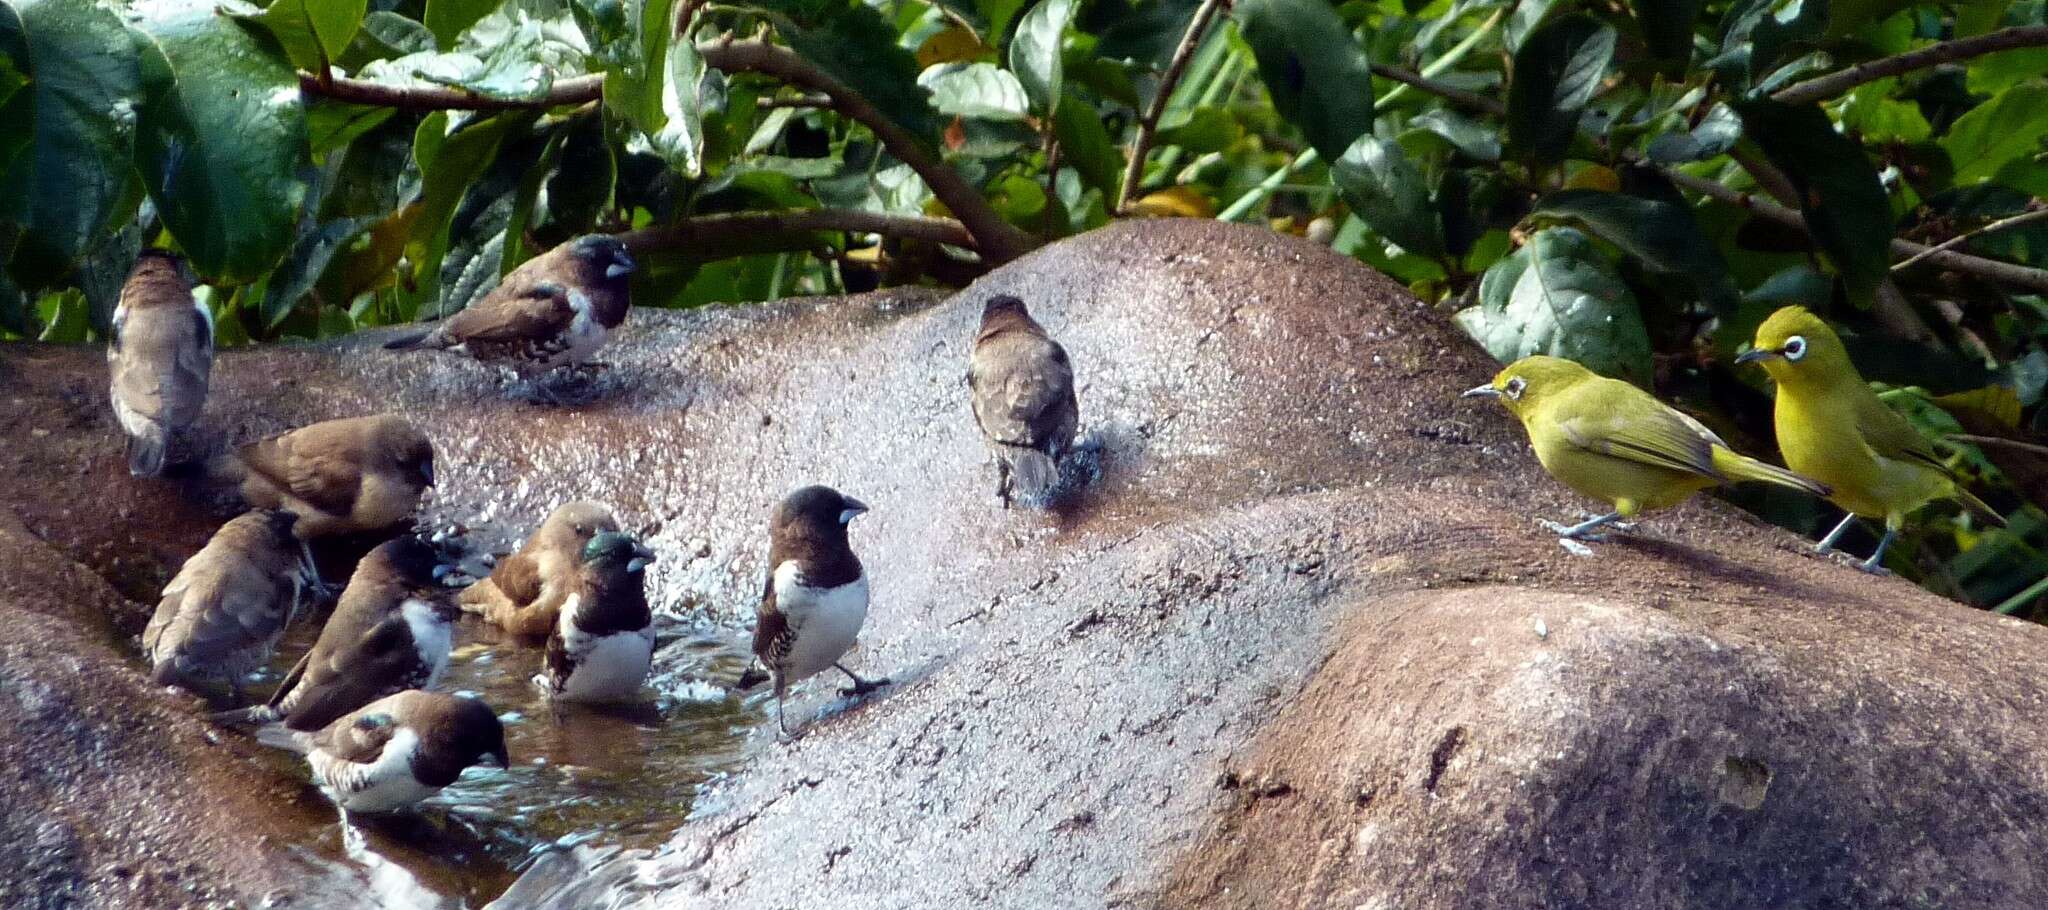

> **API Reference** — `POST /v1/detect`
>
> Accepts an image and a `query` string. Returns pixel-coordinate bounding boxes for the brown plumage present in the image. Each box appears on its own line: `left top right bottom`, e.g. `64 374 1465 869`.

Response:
745 485 882 734
231 535 456 732
109 249 211 476
306 690 508 813
459 500 619 639
143 510 311 695
968 295 1079 507
211 415 435 539
382 235 636 376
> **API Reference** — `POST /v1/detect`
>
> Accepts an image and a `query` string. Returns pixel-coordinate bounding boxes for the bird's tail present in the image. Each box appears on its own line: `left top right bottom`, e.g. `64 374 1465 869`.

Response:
1711 447 1831 498
127 430 168 477
211 703 281 727
1953 485 2008 528
382 329 440 351
1004 445 1061 501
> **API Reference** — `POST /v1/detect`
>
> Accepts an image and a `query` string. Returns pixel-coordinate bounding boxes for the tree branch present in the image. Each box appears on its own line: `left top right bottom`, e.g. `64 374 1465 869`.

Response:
1659 168 2048 294
300 40 1037 264
1893 207 2048 273
1117 0 1230 214
618 209 976 260
1368 63 1504 116
1771 25 2048 107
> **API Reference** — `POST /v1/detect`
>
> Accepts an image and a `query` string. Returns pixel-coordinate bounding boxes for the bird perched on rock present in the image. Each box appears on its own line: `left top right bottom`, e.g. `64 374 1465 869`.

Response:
227 535 458 732
743 485 885 734
108 249 211 476
1464 355 1829 541
533 531 656 702
382 235 637 392
143 510 313 698
1738 306 2006 573
968 295 1079 508
304 690 508 814
210 415 435 540
459 500 619 639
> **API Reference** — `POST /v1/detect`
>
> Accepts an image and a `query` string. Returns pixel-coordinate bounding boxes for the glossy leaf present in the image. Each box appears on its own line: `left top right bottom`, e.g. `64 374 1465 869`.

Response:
1409 108 1501 161
1504 0 1560 52
1714 0 1829 88
602 0 702 176
338 10 434 69
407 111 523 302
779 3 940 144
920 62 1030 121
1944 83 2048 197
1644 102 1740 163
1530 188 1735 311
249 0 366 71
263 216 369 328
131 0 311 283
1633 0 1703 61
1456 227 1653 384
1235 0 1376 161
1505 14 1614 166
1332 134 1444 259
1008 0 1074 115
0 0 151 287
424 0 497 48
1735 98 1891 299
1051 88 1120 201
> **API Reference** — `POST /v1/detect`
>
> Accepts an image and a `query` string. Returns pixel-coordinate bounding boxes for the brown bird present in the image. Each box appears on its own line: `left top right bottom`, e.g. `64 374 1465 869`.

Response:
226 535 458 732
382 235 636 383
458 500 619 639
109 249 211 476
304 690 508 814
211 415 435 540
143 509 313 697
746 485 885 735
968 295 1079 507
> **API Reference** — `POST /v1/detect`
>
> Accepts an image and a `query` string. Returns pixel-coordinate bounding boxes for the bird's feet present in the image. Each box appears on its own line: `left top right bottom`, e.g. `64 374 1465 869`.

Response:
838 676 891 698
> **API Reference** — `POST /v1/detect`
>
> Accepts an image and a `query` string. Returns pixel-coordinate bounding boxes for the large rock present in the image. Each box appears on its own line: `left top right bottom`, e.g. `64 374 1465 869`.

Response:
3 219 2044 908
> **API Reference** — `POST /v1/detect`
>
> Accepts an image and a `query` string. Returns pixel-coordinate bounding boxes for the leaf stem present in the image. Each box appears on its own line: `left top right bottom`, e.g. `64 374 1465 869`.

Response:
1993 573 2048 616
1771 25 2048 107
1117 0 1232 214
1217 148 1318 222
1379 8 1504 107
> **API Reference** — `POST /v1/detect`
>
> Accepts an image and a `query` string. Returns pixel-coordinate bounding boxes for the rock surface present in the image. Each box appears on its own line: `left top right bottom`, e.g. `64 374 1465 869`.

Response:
3 218 2046 909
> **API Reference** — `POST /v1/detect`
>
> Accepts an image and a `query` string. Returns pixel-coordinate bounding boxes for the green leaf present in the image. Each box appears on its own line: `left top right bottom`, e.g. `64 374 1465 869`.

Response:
976 0 1028 40
1734 98 1891 300
1455 227 1653 384
1008 0 1074 115
543 112 614 236
1051 88 1120 201
602 0 702 175
1834 79 1929 144
501 125 565 275
1155 106 1241 156
262 216 369 328
1505 14 1615 166
337 11 434 69
306 102 394 159
35 286 87 342
1235 0 1376 161
131 0 311 284
1714 0 1829 88
1943 83 2048 197
408 111 523 303
417 18 559 101
919 62 1030 121
1409 108 1500 161
1644 101 1740 163
1504 0 1561 52
424 0 498 48
1530 188 1736 312
1332 134 1444 260
0 0 151 287
776 3 940 143
1967 39 2048 96
249 0 366 71
1634 0 1704 61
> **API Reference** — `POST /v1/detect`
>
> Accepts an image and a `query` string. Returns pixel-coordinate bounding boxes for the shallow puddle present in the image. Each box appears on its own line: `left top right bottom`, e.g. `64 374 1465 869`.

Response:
249 613 760 907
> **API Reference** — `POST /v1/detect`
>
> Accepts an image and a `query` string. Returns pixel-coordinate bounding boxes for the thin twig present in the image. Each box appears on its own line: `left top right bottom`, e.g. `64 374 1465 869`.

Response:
1951 435 2048 458
758 94 832 109
1377 8 1504 108
619 209 976 257
297 72 606 111
1371 64 1504 116
1894 208 2048 272
1117 0 1230 214
1771 25 2048 106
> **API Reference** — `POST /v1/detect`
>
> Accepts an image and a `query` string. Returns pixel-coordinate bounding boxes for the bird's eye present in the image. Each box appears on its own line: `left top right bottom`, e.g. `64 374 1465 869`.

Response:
1505 377 1527 400
1783 336 1808 361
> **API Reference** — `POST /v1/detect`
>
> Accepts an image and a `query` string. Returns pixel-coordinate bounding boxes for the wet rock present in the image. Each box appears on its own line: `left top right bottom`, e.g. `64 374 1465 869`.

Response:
4 219 2048 908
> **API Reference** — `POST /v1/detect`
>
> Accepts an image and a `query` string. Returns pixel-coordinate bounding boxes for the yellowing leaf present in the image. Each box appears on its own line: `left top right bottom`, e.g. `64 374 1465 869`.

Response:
1935 385 2022 429
1564 164 1620 191
1128 187 1217 218
918 25 988 68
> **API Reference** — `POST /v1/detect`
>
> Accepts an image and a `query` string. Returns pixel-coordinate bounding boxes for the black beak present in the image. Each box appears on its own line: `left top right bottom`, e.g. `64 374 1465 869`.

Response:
1734 348 1781 365
488 748 510 770
1460 384 1502 400
607 249 637 279
419 460 436 487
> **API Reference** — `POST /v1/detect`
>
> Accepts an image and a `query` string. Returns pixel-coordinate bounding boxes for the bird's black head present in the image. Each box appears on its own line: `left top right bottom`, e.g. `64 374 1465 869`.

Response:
982 294 1029 320
570 234 637 281
446 696 511 771
582 530 655 575
772 485 869 542
369 534 444 588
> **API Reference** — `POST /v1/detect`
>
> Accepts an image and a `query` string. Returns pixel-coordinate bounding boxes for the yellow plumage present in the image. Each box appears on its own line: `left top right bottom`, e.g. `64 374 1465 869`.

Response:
1464 355 1828 540
1739 306 2004 572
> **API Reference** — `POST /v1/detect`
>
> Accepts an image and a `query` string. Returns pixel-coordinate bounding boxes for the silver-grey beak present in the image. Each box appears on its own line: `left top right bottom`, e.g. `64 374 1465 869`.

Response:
839 496 869 524
1733 348 1779 365
1460 384 1502 399
606 250 637 279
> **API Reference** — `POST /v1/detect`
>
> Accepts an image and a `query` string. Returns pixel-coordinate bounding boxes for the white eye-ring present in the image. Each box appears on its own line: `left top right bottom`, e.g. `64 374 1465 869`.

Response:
1783 335 1808 361
1505 376 1527 400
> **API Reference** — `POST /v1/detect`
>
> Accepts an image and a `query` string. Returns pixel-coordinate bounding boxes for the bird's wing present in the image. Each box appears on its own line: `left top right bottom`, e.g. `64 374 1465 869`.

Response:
487 551 544 609
164 566 293 665
444 281 573 344
1553 395 1724 479
165 305 214 426
235 431 361 516
751 572 790 665
282 618 414 730
312 710 399 765
541 628 574 689
970 334 1076 447
1852 389 1955 476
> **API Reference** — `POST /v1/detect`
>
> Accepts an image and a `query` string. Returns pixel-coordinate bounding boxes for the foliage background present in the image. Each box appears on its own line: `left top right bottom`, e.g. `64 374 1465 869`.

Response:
2 0 2045 608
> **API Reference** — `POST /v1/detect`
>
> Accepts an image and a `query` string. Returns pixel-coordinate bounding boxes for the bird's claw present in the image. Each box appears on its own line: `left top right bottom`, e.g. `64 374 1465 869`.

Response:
1556 538 1596 558
1540 520 1607 542
838 677 891 698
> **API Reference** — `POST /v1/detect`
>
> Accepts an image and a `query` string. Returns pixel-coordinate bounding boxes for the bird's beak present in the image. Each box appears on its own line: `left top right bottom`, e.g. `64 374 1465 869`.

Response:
627 543 654 574
1460 384 1502 400
419 460 436 487
839 497 870 524
1734 348 1780 365
488 748 510 770
607 249 637 279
